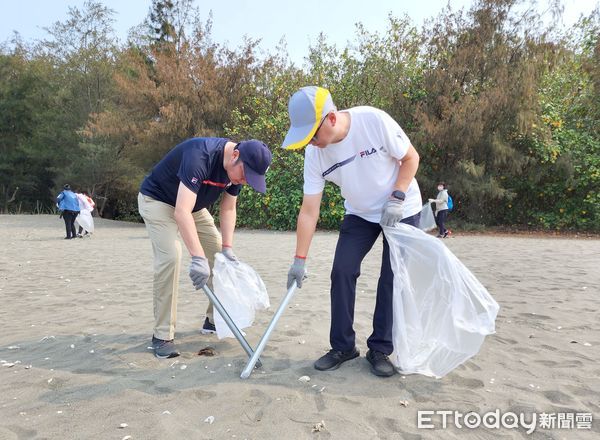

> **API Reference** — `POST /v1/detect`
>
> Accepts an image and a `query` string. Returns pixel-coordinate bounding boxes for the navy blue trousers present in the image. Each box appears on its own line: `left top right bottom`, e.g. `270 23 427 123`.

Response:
329 212 420 355
435 209 448 236
62 210 79 239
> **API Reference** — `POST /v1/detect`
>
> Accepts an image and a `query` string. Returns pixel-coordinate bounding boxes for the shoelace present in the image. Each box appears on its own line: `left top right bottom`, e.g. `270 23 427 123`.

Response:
327 349 349 358
371 351 389 361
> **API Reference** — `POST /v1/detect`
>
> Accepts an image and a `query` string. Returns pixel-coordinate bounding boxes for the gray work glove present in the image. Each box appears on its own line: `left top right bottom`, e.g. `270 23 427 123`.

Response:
221 246 238 262
189 256 210 290
287 257 307 289
380 198 404 227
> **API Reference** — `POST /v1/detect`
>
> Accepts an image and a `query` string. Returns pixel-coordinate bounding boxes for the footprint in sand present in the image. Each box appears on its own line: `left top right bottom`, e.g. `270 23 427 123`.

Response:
154 386 175 394
245 389 272 422
543 390 574 405
1 426 37 440
534 359 557 367
447 374 484 389
494 336 518 345
293 365 316 378
368 416 421 439
193 389 217 401
269 355 292 372
518 312 553 320
463 360 482 371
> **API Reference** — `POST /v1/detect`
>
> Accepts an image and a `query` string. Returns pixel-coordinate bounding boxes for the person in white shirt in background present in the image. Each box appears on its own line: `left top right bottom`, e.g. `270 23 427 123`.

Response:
429 182 449 238
75 191 95 237
281 86 422 377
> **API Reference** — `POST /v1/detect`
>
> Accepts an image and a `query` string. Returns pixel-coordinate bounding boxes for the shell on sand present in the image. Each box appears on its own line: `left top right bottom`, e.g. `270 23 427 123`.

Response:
312 421 326 432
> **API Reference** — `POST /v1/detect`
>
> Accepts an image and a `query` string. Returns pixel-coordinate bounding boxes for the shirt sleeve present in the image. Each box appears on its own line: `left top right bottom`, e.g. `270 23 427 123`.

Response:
177 148 210 193
226 184 241 196
377 109 411 160
303 147 326 195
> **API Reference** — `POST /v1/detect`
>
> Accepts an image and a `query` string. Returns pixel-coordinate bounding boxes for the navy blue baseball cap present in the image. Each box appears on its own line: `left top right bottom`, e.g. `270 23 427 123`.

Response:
237 140 272 193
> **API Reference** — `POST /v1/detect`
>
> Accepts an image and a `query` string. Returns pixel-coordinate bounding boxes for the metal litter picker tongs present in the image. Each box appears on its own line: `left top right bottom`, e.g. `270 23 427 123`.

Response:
201 281 298 379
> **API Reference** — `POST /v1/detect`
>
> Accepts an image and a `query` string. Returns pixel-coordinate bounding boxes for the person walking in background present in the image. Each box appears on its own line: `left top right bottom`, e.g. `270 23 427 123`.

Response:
76 191 95 237
56 184 80 239
138 137 272 359
282 86 422 377
429 182 450 238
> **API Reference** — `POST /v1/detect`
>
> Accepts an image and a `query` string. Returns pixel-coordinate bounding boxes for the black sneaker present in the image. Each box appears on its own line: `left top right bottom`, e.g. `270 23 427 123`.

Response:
366 349 396 377
151 336 180 359
314 347 360 371
201 317 216 335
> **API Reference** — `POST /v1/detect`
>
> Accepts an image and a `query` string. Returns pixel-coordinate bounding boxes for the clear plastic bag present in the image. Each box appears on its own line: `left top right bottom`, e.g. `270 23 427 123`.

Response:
212 253 270 339
75 210 94 233
418 203 437 232
383 224 499 378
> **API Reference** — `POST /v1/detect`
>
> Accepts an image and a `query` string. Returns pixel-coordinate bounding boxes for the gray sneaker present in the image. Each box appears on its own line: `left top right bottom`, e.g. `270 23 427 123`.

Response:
151 336 180 359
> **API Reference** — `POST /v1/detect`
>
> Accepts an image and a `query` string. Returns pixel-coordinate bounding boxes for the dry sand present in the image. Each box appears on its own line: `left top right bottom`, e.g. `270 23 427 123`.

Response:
0 214 598 439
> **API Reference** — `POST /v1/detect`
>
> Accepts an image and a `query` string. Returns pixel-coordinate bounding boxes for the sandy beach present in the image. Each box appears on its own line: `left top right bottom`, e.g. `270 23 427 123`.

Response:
0 214 598 439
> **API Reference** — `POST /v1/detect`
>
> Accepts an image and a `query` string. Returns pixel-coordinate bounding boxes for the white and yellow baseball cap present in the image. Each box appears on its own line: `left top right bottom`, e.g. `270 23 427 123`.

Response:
281 86 337 150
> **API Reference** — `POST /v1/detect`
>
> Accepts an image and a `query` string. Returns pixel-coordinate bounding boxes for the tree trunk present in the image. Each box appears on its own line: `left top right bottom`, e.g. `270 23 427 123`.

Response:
2 186 19 213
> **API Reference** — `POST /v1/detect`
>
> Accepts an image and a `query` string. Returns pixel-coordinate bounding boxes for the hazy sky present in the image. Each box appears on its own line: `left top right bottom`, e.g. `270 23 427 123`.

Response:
1 0 597 64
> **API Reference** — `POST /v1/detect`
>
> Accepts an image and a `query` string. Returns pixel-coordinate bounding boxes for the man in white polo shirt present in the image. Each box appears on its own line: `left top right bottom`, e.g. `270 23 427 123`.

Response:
282 86 422 377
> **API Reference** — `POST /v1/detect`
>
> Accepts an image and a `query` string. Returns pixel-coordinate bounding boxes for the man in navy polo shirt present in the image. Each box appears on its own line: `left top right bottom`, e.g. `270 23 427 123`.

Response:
138 137 272 358
282 86 422 377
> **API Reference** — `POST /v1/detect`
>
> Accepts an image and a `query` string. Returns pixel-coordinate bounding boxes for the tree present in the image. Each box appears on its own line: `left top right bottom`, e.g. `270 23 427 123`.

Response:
85 3 265 217
414 0 557 224
506 10 600 230
0 46 68 212
35 0 120 209
41 0 118 117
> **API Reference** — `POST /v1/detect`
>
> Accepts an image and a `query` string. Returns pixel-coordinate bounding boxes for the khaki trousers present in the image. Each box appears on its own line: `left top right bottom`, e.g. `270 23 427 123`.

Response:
138 193 221 340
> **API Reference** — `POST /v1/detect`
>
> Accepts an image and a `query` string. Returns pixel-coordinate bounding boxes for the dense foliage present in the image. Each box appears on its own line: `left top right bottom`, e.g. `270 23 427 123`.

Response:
1 0 598 231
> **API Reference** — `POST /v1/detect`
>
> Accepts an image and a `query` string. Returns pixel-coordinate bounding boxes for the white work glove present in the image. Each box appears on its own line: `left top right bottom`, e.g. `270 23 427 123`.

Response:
380 198 404 227
189 256 210 290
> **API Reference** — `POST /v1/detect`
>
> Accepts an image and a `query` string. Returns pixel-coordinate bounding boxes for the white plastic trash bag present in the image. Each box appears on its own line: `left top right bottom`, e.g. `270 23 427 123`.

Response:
75 209 94 233
212 253 270 339
418 203 437 232
383 224 499 378
75 193 95 233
